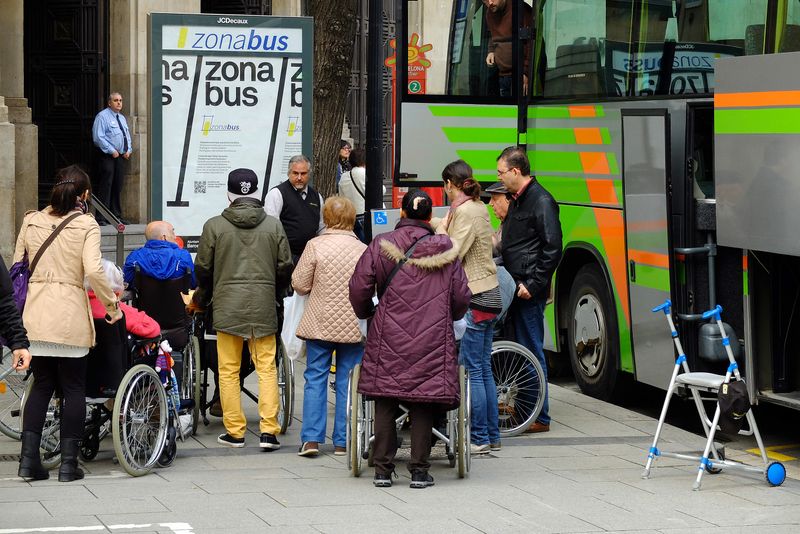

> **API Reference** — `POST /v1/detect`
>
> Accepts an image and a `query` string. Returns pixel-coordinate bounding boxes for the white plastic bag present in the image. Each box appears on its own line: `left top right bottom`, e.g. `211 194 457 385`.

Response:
281 293 307 361
453 318 467 341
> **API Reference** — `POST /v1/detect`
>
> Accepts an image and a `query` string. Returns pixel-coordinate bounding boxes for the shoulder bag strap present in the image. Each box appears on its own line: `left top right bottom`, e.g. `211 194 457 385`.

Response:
29 212 82 274
351 174 366 200
378 234 431 299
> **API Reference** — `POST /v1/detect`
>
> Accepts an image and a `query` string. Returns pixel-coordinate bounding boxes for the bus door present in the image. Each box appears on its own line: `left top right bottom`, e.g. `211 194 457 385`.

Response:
621 109 675 388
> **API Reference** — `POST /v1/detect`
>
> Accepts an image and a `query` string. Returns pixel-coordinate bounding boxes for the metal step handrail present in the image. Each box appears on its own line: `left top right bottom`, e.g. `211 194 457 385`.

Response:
91 194 126 263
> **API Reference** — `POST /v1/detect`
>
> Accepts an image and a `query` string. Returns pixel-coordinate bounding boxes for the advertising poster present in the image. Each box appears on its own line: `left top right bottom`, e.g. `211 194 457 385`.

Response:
149 14 313 251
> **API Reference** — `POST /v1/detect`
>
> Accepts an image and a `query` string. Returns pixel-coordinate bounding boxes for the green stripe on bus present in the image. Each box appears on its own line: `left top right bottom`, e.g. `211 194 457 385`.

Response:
595 105 605 117
600 128 612 144
607 153 620 174
715 108 800 134
633 264 670 292
459 149 585 173
743 271 749 296
614 182 623 204
442 127 518 144
528 107 572 119
429 105 517 118
538 176 591 204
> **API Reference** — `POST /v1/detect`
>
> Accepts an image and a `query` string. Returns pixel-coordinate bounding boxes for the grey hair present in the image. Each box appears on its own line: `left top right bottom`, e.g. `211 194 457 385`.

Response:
108 92 122 103
288 154 311 168
86 258 124 293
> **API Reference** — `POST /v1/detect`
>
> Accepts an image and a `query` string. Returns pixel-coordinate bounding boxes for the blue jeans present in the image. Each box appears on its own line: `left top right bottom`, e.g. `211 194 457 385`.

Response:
301 340 363 446
512 297 550 425
459 310 500 445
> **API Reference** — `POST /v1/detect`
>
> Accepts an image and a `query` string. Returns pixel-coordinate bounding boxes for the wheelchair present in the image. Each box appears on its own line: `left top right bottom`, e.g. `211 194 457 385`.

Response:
491 339 546 437
21 317 173 477
345 363 471 478
197 304 295 435
134 267 201 437
0 346 27 440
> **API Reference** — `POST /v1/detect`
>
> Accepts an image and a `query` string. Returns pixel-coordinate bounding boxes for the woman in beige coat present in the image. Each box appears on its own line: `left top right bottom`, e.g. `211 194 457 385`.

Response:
13 165 122 482
291 196 367 457
438 159 502 453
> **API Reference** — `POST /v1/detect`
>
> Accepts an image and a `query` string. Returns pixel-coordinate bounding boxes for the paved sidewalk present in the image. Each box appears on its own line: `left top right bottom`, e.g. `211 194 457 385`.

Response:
2 367 800 533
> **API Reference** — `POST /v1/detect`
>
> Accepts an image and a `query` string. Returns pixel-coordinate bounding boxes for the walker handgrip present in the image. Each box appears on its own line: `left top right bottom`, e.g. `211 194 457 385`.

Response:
701 305 723 321
651 299 672 314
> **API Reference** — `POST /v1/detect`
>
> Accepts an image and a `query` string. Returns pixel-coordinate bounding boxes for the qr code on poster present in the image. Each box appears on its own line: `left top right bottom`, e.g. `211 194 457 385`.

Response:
194 181 206 194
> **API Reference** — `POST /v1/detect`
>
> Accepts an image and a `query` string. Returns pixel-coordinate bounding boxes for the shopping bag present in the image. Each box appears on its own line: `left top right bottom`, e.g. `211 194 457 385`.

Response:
453 317 467 341
281 293 307 361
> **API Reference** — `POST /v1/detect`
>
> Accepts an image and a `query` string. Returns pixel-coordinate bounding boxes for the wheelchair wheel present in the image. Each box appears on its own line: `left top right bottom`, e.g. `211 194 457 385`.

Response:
346 363 364 477
20 376 62 469
457 365 471 478
181 334 202 436
112 364 168 477
277 339 294 434
491 340 545 437
0 348 28 440
157 424 178 468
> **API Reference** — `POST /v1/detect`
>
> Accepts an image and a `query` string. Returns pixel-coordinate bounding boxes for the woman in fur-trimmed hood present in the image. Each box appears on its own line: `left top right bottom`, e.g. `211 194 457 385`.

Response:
349 190 471 487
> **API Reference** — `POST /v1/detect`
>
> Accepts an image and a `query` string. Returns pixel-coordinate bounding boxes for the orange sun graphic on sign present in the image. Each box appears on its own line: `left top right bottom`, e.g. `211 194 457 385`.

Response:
385 33 433 68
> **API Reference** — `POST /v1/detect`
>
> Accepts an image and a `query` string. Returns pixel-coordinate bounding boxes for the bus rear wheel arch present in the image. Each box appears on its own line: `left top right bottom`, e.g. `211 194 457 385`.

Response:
567 264 619 401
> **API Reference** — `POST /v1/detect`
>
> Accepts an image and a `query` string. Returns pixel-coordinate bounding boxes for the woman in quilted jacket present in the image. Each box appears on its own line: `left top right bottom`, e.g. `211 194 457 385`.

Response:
349 190 471 489
292 196 367 457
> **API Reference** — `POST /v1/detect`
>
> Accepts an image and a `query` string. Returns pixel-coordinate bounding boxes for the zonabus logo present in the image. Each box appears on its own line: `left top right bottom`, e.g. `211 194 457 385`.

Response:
217 17 248 24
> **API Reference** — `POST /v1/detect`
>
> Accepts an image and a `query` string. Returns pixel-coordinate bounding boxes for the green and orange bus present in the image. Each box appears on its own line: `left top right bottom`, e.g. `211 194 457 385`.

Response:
392 0 800 409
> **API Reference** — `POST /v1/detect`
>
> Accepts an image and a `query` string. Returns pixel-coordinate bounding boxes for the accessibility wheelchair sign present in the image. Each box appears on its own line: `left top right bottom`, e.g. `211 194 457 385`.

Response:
373 210 388 225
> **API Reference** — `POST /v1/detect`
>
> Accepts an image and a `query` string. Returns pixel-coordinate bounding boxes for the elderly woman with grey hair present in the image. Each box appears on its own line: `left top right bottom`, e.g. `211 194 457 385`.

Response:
87 259 160 339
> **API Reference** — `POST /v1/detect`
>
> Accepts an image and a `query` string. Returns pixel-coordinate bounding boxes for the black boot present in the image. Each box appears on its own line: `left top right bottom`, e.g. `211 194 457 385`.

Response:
58 438 84 482
18 431 49 480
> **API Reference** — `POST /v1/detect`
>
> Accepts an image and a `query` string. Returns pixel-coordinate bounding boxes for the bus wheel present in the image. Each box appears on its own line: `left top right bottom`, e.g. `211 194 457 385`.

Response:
567 264 619 400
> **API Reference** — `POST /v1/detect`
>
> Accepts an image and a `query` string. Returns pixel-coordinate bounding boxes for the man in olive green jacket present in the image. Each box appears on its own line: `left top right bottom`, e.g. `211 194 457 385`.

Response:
193 168 293 450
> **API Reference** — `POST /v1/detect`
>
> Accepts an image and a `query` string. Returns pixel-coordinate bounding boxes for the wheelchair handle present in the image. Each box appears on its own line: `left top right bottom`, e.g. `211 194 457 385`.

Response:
651 299 672 314
701 305 723 321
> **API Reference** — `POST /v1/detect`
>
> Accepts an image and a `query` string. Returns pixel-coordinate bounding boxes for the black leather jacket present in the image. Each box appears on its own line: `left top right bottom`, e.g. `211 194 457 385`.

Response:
501 177 563 301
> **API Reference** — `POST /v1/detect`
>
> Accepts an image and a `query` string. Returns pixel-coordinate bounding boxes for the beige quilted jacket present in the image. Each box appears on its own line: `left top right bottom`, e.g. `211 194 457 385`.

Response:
292 229 367 343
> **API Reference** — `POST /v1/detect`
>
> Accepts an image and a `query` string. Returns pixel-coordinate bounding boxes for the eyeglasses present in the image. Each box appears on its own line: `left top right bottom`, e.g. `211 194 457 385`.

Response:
497 167 514 177
342 146 352 151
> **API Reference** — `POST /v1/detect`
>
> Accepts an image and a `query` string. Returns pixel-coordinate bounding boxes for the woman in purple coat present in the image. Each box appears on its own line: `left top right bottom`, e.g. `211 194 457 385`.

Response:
349 190 471 489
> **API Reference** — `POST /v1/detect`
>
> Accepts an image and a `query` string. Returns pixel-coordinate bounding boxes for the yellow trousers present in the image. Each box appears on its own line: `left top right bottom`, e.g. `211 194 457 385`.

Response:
216 331 280 438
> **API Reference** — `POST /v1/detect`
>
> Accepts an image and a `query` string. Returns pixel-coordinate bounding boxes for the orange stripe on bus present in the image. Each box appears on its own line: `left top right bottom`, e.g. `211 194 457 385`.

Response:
715 90 800 108
574 127 603 144
586 179 618 205
742 253 748 270
569 105 596 118
628 249 670 269
593 208 630 326
580 152 611 174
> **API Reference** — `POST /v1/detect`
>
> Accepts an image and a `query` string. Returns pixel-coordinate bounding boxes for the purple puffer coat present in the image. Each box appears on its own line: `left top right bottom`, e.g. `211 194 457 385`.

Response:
349 218 471 406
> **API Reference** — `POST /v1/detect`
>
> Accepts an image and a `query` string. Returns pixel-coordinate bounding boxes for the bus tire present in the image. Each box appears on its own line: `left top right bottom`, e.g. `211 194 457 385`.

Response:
567 264 619 401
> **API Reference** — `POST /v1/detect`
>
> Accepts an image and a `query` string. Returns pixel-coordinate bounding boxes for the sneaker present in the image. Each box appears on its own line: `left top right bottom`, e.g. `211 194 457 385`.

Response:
217 433 245 448
490 442 502 451
298 441 319 457
260 433 281 451
410 471 435 489
471 443 490 454
373 473 393 488
334 446 347 456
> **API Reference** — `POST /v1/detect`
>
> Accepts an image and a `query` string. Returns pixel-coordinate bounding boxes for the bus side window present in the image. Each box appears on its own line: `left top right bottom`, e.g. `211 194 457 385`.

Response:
542 39 602 98
745 24 765 55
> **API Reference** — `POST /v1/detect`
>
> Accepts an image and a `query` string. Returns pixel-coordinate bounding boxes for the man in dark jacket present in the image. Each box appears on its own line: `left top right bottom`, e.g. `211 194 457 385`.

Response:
498 146 562 433
0 259 31 371
350 191 471 489
193 168 293 450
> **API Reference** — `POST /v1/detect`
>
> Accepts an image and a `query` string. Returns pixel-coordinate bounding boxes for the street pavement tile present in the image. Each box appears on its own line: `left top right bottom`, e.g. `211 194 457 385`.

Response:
480 444 592 459
156 464 296 483
572 443 651 457
0 483 95 502
315 518 482 534
250 503 403 527
531 453 642 471
82 480 201 498
659 526 800 534
41 496 169 516
97 510 270 531
153 489 284 513
194 473 303 495
558 419 650 438
263 477 401 507
0 500 52 527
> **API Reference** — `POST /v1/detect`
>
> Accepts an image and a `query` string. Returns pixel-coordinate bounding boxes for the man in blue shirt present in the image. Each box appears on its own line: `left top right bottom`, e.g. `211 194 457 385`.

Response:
123 220 196 289
93 92 132 222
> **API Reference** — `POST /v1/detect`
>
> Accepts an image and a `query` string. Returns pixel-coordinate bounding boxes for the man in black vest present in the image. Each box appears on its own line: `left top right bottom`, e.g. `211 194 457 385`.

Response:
265 154 325 265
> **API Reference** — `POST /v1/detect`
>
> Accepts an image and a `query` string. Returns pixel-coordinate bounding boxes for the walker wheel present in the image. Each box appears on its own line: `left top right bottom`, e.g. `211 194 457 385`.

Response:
766 461 786 487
